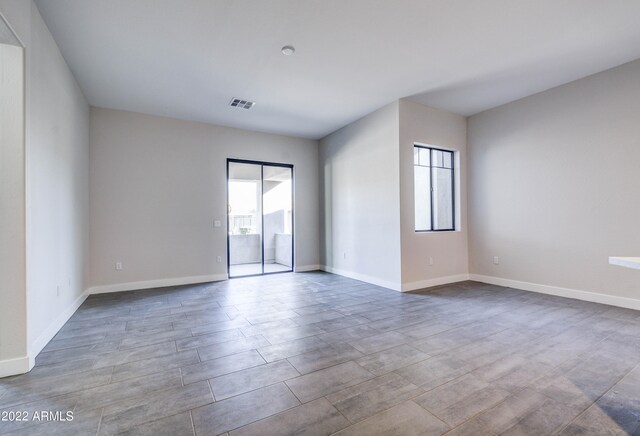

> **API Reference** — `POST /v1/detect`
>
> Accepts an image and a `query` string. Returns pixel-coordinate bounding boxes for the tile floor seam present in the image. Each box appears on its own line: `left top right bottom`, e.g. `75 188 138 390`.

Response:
403 336 472 359
114 410 195 435
254 348 270 362
212 374 292 403
206 378 217 402
497 387 564 434
328 395 356 425
282 378 304 404
104 378 209 413
408 399 454 430
404 321 477 342
94 407 104 436
0 378 114 410
189 409 197 436
109 362 193 385
446 383 533 433
555 358 640 435
208 387 301 435
536 399 591 436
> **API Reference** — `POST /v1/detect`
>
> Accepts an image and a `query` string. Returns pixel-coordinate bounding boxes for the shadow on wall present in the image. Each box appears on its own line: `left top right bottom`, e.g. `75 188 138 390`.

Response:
321 158 333 268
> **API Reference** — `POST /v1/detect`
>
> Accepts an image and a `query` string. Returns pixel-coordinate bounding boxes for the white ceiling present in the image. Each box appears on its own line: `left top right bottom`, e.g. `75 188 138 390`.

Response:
35 0 640 139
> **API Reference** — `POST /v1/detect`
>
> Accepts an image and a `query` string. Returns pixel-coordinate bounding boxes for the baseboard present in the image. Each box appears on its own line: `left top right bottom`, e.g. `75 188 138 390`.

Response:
294 264 321 272
320 265 402 291
28 289 90 361
402 274 471 292
470 274 640 311
87 274 229 295
0 355 31 378
2 289 90 377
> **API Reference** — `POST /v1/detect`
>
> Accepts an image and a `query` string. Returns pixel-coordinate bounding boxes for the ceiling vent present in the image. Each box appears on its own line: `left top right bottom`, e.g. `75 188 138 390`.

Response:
229 98 255 109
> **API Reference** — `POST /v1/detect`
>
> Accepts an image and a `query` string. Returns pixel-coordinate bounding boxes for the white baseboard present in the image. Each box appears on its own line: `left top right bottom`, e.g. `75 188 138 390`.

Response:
2 289 90 378
0 355 31 378
28 289 90 360
319 266 470 293
317 267 640 311
294 264 321 272
320 265 402 291
470 274 640 311
402 274 471 292
87 274 229 295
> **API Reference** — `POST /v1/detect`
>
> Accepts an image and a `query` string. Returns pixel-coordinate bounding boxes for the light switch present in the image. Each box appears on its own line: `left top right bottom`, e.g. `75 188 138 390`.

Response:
214 220 221 228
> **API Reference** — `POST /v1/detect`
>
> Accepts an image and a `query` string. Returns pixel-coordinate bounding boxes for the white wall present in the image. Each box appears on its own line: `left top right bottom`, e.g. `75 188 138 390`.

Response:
468 59 640 308
0 0 90 376
399 100 468 291
0 38 27 376
89 107 319 291
26 2 90 356
319 102 402 290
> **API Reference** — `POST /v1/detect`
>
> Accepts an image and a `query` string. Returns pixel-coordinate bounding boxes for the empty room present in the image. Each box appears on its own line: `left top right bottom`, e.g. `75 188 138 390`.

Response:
1 0 640 435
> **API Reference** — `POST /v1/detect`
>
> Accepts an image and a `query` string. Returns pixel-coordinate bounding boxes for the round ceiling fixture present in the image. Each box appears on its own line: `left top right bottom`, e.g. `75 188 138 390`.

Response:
281 45 295 56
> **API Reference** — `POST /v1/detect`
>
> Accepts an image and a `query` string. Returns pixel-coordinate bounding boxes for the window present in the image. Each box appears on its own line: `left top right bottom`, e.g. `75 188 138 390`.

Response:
414 145 455 231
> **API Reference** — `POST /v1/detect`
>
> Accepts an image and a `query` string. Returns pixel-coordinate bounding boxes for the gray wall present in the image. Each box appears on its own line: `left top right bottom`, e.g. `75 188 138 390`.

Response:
89 107 319 290
399 100 468 290
0 0 90 375
27 0 90 356
468 59 640 304
319 102 402 289
0 36 26 375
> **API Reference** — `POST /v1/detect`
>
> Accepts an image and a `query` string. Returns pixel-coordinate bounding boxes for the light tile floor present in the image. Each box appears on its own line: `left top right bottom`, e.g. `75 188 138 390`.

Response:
1 272 640 435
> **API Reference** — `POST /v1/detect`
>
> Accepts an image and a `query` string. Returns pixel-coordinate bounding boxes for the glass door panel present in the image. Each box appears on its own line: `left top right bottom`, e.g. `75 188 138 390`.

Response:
227 161 263 277
262 165 293 274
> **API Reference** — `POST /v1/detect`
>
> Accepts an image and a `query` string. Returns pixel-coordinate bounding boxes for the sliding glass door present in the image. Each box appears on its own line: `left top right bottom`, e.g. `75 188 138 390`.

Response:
227 159 293 277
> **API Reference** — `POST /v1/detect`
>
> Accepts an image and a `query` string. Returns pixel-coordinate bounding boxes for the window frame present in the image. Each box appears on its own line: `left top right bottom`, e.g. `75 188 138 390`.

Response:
414 144 456 232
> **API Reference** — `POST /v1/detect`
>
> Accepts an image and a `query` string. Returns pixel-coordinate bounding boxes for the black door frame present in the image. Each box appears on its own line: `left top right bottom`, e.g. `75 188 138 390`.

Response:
226 158 295 278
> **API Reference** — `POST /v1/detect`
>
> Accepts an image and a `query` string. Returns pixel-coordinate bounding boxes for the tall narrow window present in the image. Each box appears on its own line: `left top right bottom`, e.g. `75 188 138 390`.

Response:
414 145 455 231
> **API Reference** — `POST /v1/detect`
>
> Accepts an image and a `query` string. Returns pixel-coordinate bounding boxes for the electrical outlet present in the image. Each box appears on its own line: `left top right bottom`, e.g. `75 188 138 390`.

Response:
343 252 347 260
214 220 221 228
429 257 434 266
493 256 500 265
115 262 123 271
56 285 60 296
216 256 222 263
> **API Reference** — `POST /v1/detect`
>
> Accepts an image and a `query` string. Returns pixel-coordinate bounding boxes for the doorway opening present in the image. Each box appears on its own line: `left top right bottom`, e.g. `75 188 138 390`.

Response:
227 159 294 278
